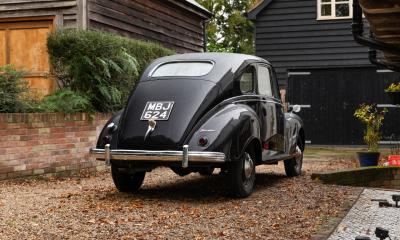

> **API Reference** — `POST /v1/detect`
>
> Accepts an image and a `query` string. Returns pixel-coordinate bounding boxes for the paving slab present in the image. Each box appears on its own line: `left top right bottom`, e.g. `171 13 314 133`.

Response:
328 189 400 240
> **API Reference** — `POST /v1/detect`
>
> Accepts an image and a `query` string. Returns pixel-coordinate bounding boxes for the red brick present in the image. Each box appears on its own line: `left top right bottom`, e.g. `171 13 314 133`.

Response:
0 167 14 174
0 112 111 179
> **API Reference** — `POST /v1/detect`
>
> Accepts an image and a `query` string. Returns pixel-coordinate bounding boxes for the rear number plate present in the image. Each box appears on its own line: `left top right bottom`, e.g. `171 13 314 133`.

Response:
140 101 174 120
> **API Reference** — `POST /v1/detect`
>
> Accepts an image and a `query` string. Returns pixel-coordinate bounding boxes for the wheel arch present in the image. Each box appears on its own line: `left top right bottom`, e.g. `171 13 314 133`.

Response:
242 137 262 165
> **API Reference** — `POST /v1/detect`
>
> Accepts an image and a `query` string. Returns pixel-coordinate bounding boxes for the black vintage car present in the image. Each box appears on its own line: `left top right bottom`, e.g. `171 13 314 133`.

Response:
90 53 305 197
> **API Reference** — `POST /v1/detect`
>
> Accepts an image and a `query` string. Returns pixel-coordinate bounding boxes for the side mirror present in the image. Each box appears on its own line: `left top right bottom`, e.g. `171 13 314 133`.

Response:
290 105 301 113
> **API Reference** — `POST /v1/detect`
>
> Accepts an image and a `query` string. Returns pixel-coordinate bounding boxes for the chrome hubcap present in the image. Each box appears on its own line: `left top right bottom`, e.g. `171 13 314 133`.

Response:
243 153 254 179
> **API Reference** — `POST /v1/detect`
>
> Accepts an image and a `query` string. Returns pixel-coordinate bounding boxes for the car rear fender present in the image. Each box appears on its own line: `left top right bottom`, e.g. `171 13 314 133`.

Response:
187 103 261 162
96 109 124 148
284 113 305 154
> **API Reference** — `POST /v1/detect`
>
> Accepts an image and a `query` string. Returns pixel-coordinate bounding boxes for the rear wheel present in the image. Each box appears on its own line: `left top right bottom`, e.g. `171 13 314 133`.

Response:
199 167 214 176
284 137 304 177
227 147 256 198
111 164 146 192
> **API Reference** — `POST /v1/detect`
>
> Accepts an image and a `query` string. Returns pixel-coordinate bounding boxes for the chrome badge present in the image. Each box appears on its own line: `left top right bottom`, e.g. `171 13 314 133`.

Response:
144 119 157 140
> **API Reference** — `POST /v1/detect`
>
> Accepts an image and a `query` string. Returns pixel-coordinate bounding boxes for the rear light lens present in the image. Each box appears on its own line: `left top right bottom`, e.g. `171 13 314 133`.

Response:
198 137 208 146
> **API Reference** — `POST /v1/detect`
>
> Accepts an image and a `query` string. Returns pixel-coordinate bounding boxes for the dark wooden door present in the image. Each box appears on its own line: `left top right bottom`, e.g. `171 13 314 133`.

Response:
287 67 400 145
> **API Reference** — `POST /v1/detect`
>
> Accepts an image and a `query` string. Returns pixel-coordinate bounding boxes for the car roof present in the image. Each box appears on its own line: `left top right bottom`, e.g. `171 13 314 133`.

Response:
141 53 269 83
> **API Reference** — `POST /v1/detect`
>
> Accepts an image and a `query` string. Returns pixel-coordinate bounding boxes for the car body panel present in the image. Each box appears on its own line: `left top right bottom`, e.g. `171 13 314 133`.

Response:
117 79 220 150
93 53 304 168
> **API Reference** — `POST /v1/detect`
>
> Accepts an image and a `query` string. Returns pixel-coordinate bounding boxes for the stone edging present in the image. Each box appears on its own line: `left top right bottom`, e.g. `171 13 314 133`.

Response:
311 189 364 240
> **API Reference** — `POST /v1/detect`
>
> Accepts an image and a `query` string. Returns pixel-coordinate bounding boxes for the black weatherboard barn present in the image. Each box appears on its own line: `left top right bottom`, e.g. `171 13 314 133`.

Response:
248 0 400 145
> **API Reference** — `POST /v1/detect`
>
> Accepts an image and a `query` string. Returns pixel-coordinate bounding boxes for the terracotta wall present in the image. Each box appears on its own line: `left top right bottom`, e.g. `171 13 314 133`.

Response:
0 113 110 180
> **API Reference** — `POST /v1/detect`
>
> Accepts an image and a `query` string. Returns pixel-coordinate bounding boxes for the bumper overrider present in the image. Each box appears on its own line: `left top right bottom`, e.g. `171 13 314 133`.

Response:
89 144 226 168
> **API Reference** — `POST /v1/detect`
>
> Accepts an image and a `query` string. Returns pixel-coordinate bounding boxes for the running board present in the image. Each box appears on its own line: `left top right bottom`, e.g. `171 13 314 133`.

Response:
263 153 296 163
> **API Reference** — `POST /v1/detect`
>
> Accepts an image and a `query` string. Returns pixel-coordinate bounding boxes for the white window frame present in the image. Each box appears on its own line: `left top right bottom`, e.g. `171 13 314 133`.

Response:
317 0 353 20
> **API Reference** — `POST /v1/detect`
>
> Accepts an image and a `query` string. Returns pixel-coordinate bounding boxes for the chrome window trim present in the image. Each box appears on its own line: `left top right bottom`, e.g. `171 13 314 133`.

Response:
148 60 215 78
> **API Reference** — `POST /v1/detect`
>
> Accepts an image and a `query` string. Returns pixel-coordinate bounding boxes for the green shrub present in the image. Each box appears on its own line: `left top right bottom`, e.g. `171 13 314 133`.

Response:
41 88 94 114
47 29 174 112
0 65 39 113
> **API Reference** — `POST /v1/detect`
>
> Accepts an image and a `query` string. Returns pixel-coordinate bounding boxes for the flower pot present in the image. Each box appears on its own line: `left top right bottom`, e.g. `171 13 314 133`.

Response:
357 152 380 167
387 92 400 105
388 155 400 166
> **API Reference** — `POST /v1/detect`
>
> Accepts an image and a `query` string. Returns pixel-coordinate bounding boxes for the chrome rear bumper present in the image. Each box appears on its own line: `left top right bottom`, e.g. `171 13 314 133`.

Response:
89 144 226 168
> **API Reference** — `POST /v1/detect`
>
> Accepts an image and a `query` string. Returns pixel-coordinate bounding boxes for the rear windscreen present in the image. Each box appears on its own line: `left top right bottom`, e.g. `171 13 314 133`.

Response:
151 62 213 77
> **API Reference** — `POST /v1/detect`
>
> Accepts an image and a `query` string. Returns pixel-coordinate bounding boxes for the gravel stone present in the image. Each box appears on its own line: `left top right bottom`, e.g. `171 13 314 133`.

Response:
0 153 361 239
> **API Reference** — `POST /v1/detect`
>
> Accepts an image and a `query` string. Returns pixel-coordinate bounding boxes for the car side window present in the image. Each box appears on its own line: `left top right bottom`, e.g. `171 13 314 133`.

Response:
257 65 272 97
270 67 281 100
240 66 255 94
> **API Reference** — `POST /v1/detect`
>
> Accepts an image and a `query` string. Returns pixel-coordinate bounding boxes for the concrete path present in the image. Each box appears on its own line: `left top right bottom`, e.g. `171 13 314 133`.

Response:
328 189 400 240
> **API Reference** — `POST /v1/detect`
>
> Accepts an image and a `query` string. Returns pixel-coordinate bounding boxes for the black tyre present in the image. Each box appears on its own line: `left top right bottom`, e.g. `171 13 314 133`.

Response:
170 167 192 177
199 167 214 176
227 146 256 198
284 137 304 177
111 164 146 192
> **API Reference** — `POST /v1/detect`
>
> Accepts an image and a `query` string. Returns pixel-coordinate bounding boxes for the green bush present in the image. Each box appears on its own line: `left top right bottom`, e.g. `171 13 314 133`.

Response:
0 65 39 113
47 29 174 112
41 88 94 113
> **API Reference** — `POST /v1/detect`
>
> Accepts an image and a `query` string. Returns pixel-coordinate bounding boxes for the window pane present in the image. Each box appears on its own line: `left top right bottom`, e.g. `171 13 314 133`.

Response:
257 66 272 97
240 68 254 93
321 4 332 16
336 3 350 17
321 0 331 2
152 62 213 77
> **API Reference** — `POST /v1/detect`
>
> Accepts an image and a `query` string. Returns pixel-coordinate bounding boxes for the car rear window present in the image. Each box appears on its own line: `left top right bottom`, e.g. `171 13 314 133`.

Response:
151 62 213 77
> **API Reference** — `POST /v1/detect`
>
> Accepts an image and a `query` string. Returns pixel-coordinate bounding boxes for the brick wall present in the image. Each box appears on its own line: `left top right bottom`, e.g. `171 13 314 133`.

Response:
0 113 110 180
311 167 400 190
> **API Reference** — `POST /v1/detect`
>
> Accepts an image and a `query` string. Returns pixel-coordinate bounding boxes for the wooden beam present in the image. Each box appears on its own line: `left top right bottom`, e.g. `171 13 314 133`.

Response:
0 1 76 11
77 0 87 29
0 0 73 4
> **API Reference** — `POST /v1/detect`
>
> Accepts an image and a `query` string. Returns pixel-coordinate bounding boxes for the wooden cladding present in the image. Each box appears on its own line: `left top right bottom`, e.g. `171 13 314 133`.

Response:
0 19 54 96
0 0 208 96
88 0 206 53
0 0 80 28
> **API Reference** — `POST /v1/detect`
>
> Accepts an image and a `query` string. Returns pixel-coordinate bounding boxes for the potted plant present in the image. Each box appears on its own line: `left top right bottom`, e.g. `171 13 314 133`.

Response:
385 82 400 105
354 104 387 167
388 140 400 166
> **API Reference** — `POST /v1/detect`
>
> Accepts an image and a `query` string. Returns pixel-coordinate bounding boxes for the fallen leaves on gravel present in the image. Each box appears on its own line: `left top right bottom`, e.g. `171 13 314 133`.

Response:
0 158 361 240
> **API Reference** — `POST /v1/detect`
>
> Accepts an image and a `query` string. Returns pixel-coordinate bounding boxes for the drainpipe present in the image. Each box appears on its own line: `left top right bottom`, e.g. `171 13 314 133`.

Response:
369 49 400 72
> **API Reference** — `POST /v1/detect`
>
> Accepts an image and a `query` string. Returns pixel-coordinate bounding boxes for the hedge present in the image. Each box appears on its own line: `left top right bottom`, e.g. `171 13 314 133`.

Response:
47 29 174 112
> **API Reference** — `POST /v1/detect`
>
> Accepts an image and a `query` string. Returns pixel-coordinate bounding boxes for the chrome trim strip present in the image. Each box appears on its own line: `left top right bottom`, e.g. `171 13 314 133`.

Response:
89 148 226 164
233 99 284 107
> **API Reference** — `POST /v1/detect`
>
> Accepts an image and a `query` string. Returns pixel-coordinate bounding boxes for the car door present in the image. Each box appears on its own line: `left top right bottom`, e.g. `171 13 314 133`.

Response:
256 64 285 159
238 64 258 113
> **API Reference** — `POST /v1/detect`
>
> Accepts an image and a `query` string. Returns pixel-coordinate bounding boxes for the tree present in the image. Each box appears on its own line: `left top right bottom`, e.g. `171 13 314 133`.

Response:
197 0 262 54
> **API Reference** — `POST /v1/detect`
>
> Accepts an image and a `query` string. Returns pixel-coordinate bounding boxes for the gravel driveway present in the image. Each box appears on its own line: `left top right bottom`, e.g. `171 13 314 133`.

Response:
0 148 362 240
